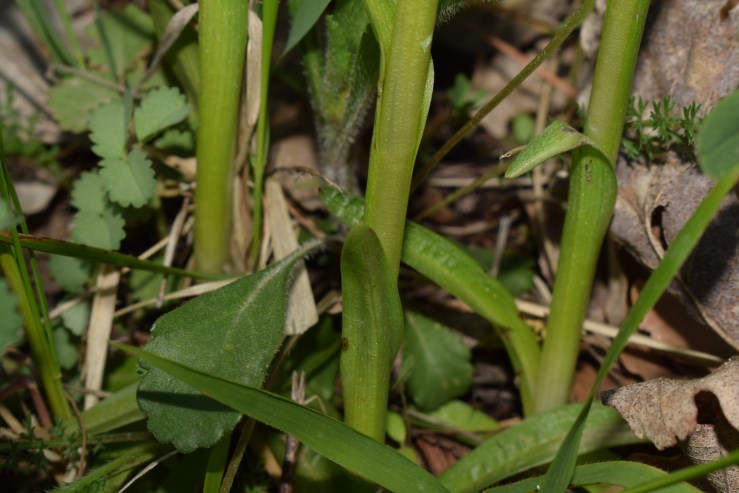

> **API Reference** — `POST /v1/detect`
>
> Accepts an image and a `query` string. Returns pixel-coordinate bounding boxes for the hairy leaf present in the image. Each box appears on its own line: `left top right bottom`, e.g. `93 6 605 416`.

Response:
90 99 128 159
283 0 331 56
404 311 472 411
134 86 191 143
137 240 321 452
100 148 156 208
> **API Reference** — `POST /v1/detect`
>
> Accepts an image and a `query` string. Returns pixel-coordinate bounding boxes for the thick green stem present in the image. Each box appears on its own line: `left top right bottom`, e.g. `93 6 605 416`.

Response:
195 0 249 273
363 0 439 280
535 0 650 414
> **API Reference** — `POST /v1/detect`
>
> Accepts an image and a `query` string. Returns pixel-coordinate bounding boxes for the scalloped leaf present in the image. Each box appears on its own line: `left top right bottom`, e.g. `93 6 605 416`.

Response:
71 171 108 213
100 149 156 208
48 77 118 133
48 255 91 294
71 209 126 250
504 120 608 179
134 87 191 143
137 240 321 452
90 100 129 159
0 279 22 353
86 4 154 78
697 89 739 182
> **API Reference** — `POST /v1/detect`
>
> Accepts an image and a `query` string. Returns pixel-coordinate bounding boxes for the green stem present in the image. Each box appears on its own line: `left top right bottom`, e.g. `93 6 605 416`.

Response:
249 0 280 267
195 0 249 273
535 0 650 414
363 0 439 280
410 0 595 192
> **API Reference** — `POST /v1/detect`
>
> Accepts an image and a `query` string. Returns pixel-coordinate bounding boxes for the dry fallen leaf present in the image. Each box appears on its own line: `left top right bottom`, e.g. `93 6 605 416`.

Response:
601 356 739 450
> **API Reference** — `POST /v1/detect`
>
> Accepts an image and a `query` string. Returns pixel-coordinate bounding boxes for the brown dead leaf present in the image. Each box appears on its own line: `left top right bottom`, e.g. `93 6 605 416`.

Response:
684 421 739 493
601 356 739 451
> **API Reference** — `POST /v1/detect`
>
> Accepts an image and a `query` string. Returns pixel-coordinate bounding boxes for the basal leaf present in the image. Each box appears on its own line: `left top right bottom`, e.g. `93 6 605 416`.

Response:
90 99 128 159
504 120 608 179
0 278 22 353
48 255 90 293
71 209 126 251
341 224 403 440
697 89 739 182
134 86 191 143
439 403 641 493
100 148 156 208
283 0 332 56
404 311 472 411
48 77 118 133
118 342 450 492
137 240 321 453
71 171 109 214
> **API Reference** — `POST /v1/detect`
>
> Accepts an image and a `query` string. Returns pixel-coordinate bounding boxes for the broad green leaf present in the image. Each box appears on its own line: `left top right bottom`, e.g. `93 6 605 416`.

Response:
137 240 322 452
697 89 739 182
100 148 156 208
86 4 154 78
404 311 472 411
426 400 499 433
341 224 403 440
0 278 22 352
539 162 739 493
90 99 128 159
71 171 109 214
485 461 701 493
60 300 90 337
134 86 191 143
48 255 90 293
71 209 126 251
504 120 607 179
283 0 332 56
48 77 118 133
118 342 450 493
438 403 641 493
321 187 540 415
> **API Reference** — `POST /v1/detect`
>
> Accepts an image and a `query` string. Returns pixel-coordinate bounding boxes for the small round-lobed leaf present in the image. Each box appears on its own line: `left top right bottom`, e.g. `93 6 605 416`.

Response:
100 149 156 208
71 171 108 213
90 100 128 159
71 209 126 251
134 86 191 143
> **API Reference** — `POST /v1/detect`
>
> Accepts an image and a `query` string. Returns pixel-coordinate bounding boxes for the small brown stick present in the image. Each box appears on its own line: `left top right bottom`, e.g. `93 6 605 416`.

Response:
279 371 306 493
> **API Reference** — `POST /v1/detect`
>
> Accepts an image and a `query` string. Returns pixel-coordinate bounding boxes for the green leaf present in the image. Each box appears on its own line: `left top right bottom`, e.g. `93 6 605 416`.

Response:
137 240 322 453
504 120 608 179
71 171 109 213
697 89 739 182
438 403 641 493
86 4 154 78
283 0 332 56
426 400 499 433
0 278 22 353
154 128 194 155
53 325 78 370
386 411 407 443
485 461 702 493
48 77 118 133
60 300 90 337
71 209 126 250
340 224 403 441
100 148 156 208
321 187 540 415
134 86 191 143
0 198 16 230
404 311 472 411
48 255 90 293
90 99 128 159
117 342 450 493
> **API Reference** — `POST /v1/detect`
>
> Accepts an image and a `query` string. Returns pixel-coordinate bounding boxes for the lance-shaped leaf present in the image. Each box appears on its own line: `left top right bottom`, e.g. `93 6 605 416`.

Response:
504 120 608 179
118 342 450 493
341 224 403 441
137 239 321 452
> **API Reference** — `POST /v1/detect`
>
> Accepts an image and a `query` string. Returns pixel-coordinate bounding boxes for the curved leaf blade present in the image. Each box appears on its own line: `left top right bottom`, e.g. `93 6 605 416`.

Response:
116 342 450 493
283 0 331 56
504 120 607 179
